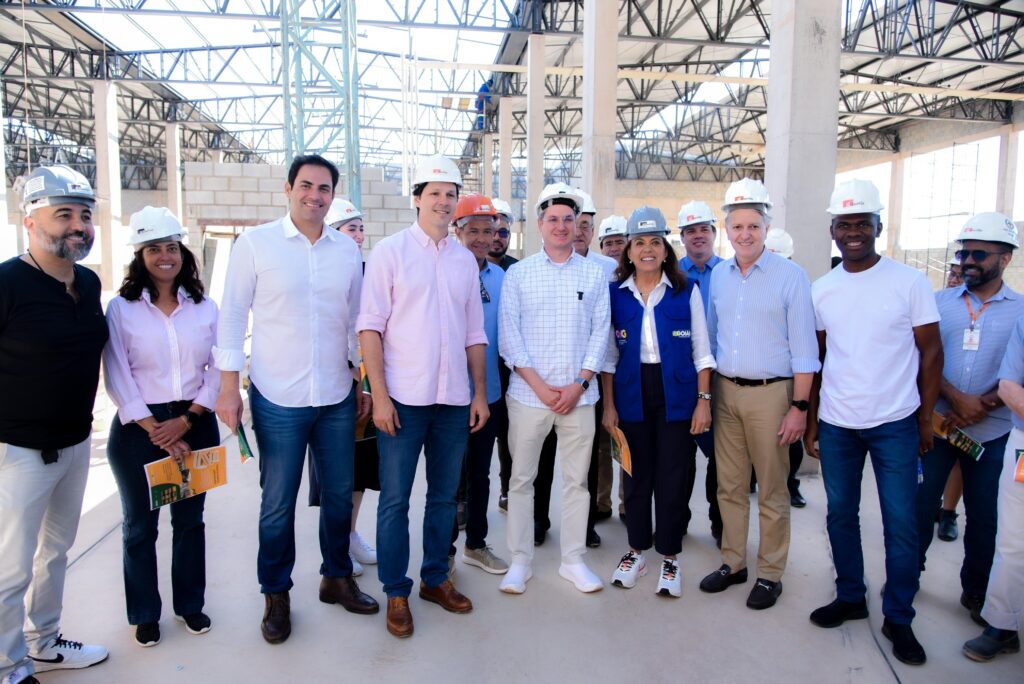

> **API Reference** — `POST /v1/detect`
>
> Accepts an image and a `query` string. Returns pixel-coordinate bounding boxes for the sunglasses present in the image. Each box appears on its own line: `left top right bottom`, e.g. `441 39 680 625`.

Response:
495 229 510 238
955 249 1007 262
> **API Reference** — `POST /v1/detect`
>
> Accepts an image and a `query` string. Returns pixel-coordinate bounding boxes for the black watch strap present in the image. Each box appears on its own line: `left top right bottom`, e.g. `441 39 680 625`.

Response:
791 400 809 412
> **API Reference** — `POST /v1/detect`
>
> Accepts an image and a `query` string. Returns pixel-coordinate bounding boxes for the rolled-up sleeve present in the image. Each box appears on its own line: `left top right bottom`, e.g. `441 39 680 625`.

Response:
356 243 393 335
192 300 221 411
998 317 1024 384
690 286 716 372
582 270 611 373
787 270 822 374
213 233 257 371
498 265 531 370
102 299 151 423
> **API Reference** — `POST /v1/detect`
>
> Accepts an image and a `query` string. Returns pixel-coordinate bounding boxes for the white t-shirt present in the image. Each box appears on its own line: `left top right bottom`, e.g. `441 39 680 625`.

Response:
812 256 940 430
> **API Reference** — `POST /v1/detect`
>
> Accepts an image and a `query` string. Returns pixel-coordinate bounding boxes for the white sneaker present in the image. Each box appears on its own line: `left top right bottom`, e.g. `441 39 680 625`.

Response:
350 554 364 577
559 562 604 593
2 664 34 684
350 531 377 565
499 563 532 594
30 634 108 672
611 550 647 589
656 558 681 598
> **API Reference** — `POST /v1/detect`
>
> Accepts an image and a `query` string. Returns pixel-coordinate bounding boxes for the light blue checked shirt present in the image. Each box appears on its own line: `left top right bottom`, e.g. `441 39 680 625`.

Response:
499 249 610 408
708 248 820 379
998 316 1024 432
681 253 722 314
936 283 1024 443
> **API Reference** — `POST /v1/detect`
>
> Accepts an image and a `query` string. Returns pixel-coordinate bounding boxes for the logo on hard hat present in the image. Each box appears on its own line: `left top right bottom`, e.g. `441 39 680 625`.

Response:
734 195 746 201
638 220 656 229
842 199 856 208
480 205 491 211
686 214 697 221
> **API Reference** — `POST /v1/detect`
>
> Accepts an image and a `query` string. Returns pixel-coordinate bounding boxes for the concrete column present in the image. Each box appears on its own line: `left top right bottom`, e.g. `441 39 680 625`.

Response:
525 32 545 257
764 0 841 282
93 81 122 290
166 123 183 219
581 0 617 226
481 133 494 197
997 129 1018 217
498 101 514 203
887 156 905 256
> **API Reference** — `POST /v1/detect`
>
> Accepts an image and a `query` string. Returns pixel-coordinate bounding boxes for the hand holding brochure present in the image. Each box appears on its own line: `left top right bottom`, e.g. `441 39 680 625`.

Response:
145 446 228 510
932 412 984 461
609 425 632 477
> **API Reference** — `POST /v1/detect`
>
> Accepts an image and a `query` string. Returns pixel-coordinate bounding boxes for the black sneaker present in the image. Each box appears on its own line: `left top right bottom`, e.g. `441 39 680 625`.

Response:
699 564 748 593
498 494 508 513
809 598 869 628
937 509 958 541
177 612 212 635
135 622 161 648
746 578 782 610
963 626 1021 662
534 525 546 547
881 619 926 665
595 509 612 521
960 592 988 628
586 528 601 548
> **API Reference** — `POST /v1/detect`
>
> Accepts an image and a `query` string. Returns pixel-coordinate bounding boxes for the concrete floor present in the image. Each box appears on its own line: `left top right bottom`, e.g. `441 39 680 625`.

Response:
41 419 1018 684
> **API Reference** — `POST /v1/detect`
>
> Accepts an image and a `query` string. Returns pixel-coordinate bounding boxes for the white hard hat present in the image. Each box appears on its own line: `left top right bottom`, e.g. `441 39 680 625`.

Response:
535 182 584 217
325 198 362 226
827 179 884 216
765 227 794 258
957 211 1019 248
722 178 772 211
575 188 597 214
677 201 716 229
598 215 627 241
128 206 186 249
412 154 463 190
491 198 514 222
20 165 95 213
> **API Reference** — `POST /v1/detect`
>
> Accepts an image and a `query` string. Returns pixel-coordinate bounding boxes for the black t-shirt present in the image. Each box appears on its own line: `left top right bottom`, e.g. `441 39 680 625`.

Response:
0 257 108 449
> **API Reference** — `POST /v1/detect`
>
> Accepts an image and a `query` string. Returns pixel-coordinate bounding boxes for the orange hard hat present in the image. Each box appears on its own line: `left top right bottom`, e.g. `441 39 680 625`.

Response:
454 193 498 223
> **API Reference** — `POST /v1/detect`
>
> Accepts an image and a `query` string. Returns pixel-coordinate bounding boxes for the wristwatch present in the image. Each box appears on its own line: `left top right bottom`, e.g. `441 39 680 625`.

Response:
697 392 712 401
575 376 590 391
791 399 810 412
183 410 202 426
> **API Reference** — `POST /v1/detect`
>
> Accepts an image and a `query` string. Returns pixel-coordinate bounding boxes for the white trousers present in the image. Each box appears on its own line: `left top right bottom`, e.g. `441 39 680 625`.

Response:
0 438 90 679
981 427 1024 630
506 397 594 567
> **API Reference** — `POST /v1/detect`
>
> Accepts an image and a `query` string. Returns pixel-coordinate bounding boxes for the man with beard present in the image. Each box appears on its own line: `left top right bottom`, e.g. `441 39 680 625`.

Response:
486 198 518 271
806 179 942 666
915 212 1023 626
215 155 376 645
1 166 109 684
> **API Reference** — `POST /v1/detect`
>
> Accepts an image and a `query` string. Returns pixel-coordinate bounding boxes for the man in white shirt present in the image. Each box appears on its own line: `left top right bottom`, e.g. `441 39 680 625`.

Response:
805 179 942 666
214 155 377 645
498 183 610 595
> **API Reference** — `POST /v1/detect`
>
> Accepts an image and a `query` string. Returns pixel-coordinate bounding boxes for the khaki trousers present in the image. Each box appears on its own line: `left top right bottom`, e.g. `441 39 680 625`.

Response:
713 376 792 582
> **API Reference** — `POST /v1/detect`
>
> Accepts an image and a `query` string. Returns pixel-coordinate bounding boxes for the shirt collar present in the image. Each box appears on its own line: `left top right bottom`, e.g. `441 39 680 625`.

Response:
682 254 720 272
959 282 1019 303
541 247 579 266
621 271 671 293
283 213 335 242
141 286 187 306
728 247 770 272
410 221 451 249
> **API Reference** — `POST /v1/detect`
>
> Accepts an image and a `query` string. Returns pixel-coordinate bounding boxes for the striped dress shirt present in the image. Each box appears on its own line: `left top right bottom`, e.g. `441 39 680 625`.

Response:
499 249 610 408
707 248 820 379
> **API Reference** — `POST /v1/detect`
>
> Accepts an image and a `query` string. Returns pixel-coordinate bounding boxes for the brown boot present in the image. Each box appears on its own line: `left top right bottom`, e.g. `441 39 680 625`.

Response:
386 597 414 638
319 576 379 614
419 579 473 613
261 591 291 644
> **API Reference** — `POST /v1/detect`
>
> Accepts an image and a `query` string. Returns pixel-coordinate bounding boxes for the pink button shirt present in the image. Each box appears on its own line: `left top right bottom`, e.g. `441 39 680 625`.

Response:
357 222 487 406
103 289 220 423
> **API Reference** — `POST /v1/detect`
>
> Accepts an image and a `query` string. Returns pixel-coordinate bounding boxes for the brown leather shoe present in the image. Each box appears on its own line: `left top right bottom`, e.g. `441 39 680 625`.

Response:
386 597 413 638
419 579 473 614
319 576 380 615
261 591 291 644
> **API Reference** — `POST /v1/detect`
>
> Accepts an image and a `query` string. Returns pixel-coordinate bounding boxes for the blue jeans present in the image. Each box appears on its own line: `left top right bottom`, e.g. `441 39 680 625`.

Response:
107 401 219 624
915 432 1007 596
819 414 921 624
249 384 355 593
376 400 469 597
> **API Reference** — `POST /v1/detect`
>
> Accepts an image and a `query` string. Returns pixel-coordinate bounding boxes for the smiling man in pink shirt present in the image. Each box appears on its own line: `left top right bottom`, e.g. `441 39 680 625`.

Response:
357 154 489 639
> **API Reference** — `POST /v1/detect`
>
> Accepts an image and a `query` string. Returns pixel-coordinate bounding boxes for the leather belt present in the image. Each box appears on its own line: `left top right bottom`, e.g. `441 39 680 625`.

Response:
718 374 788 387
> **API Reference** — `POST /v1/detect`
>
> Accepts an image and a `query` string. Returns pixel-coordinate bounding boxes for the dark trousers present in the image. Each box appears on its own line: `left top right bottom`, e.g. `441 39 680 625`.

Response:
451 400 501 551
685 429 723 534
915 432 1007 596
619 364 693 557
107 401 219 625
497 364 513 495
534 394 601 534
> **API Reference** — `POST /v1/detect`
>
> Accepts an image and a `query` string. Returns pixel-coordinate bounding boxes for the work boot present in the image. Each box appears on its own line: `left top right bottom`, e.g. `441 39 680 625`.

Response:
261 592 291 644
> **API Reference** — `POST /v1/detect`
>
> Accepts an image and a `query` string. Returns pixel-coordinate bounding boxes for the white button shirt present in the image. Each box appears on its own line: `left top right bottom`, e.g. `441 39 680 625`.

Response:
213 214 362 408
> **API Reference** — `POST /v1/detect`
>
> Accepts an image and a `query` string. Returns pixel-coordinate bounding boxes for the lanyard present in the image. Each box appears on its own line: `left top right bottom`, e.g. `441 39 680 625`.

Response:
963 293 991 330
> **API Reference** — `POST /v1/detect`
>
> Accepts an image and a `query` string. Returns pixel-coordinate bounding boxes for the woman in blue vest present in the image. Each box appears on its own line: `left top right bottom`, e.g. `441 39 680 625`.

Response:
601 206 716 598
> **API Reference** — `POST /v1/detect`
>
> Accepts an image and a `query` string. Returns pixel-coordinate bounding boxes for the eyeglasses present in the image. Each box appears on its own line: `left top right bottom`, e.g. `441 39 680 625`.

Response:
496 229 510 238
955 249 1007 262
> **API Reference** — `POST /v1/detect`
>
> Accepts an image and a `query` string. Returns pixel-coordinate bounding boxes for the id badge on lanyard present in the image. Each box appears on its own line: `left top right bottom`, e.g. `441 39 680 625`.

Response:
962 294 989 352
